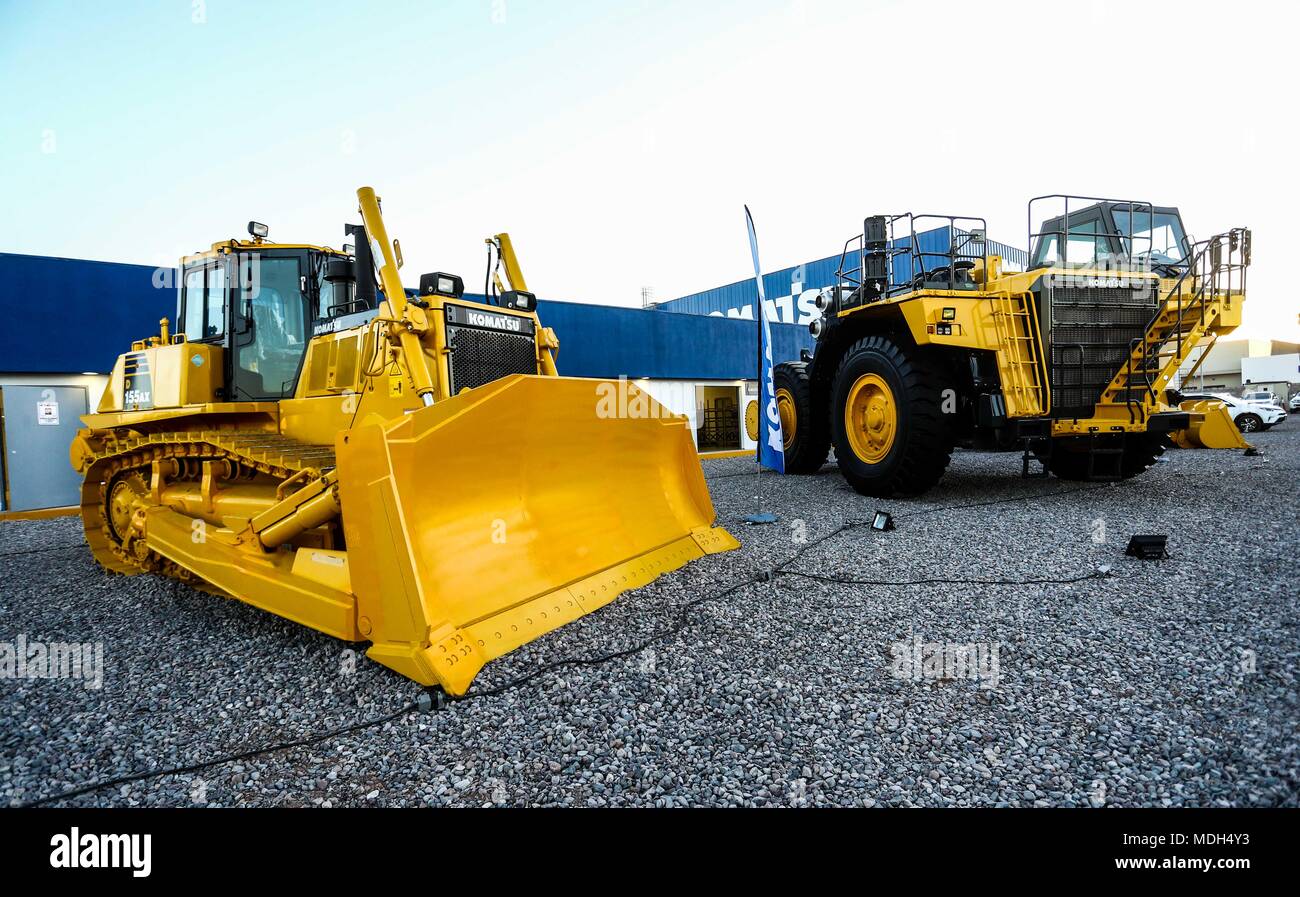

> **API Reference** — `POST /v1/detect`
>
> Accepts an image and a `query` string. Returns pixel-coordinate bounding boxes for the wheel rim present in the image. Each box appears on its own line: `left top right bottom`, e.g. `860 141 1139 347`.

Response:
776 388 797 450
1240 416 1258 432
843 373 896 463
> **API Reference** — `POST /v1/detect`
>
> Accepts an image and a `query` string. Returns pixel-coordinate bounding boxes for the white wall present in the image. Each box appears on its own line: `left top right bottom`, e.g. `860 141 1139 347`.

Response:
1241 354 1300 388
634 378 758 452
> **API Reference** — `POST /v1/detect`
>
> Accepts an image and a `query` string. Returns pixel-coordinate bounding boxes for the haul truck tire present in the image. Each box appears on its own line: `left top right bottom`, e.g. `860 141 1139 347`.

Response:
774 362 830 473
830 335 953 497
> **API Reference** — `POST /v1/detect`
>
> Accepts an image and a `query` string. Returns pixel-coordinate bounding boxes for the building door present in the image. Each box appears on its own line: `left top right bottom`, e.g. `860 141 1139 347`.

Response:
695 385 741 451
0 385 89 512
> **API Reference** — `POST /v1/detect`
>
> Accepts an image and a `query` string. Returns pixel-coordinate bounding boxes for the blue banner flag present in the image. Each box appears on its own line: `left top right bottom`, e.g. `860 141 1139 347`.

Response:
744 205 785 474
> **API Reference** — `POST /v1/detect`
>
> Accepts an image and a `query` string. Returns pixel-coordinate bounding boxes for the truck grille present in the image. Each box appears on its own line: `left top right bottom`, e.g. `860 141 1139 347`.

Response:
445 323 538 393
1043 279 1159 416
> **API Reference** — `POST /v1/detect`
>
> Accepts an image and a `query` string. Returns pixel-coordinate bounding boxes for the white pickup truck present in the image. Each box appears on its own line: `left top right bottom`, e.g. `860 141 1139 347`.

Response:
1242 389 1285 409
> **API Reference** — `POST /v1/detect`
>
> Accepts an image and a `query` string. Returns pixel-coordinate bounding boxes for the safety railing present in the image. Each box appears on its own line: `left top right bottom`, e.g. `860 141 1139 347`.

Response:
834 213 992 304
1027 195 1158 269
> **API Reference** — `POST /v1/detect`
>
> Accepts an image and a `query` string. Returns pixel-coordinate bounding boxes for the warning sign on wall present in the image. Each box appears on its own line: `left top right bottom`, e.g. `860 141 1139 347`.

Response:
36 401 60 426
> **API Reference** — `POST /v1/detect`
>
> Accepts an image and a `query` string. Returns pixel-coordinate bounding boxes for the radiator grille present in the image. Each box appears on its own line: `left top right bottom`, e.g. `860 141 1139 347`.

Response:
1045 280 1159 414
446 324 537 393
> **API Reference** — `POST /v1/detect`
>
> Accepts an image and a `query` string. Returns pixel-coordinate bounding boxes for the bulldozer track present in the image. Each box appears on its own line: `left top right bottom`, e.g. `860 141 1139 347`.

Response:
77 429 336 577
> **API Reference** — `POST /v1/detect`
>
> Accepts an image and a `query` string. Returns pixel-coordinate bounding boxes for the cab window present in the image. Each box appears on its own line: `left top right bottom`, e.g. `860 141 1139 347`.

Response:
1114 210 1187 265
182 268 204 337
204 265 226 336
181 263 227 340
234 255 309 399
1065 219 1104 265
1033 217 1106 266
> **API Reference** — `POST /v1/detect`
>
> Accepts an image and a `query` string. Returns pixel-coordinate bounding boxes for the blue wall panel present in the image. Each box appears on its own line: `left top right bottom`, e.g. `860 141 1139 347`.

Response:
0 255 805 381
536 300 809 379
1 253 173 373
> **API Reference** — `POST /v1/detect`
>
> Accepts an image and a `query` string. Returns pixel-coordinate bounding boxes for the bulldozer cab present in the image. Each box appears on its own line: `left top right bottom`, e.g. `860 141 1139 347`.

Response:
1030 200 1190 272
178 227 359 401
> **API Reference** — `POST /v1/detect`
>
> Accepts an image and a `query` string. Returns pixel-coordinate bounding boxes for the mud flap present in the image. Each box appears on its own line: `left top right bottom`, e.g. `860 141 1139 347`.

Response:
335 375 739 694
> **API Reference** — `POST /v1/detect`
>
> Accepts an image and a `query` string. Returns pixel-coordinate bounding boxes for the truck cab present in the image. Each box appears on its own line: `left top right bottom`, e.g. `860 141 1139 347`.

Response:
1030 201 1190 273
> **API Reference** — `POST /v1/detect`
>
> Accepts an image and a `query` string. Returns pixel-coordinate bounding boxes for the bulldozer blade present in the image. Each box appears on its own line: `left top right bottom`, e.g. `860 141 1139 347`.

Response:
1172 400 1252 450
336 374 739 694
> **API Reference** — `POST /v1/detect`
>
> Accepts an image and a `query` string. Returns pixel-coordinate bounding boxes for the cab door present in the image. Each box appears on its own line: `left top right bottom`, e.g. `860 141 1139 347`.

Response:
232 253 311 400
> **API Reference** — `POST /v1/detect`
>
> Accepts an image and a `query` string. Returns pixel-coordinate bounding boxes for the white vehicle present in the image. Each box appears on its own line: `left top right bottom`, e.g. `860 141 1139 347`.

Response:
1196 392 1288 432
1290 393 1300 412
1242 389 1285 410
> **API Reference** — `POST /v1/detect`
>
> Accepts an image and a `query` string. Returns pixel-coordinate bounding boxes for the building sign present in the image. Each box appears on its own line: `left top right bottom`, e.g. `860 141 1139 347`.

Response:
708 291 823 326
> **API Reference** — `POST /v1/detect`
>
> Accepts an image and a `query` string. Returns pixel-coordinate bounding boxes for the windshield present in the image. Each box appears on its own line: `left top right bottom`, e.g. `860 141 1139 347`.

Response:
1031 218 1110 267
1114 210 1187 265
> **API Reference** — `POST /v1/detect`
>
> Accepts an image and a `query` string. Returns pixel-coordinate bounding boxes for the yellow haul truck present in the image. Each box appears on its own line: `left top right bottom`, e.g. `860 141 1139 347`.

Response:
776 196 1251 495
71 187 738 694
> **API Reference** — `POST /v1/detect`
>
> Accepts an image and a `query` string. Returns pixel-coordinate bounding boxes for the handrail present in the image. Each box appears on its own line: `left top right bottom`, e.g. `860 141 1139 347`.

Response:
1024 292 1051 416
991 291 1048 418
1027 194 1157 268
1109 227 1250 413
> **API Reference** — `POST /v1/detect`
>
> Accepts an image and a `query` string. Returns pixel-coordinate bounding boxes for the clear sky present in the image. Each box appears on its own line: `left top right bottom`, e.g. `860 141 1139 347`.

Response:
1 0 1295 338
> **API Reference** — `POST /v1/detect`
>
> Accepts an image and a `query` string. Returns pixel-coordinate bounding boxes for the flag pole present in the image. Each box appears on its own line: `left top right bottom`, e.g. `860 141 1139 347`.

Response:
744 204 778 525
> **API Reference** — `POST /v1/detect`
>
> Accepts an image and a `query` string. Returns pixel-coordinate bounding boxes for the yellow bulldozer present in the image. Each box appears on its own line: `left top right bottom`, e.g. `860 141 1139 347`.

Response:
70 187 737 694
775 196 1251 495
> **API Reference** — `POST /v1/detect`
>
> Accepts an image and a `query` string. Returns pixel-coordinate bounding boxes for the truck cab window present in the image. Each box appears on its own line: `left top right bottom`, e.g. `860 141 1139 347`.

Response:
1033 217 1106 267
1114 210 1187 265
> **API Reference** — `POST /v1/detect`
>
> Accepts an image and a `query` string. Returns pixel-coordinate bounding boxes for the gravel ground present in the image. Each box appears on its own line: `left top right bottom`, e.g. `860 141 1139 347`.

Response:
2 427 1297 808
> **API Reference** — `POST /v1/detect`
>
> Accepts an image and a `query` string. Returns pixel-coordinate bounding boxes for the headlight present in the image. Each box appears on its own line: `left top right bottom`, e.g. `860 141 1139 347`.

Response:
418 271 464 299
502 290 536 312
809 318 824 338
815 290 834 312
